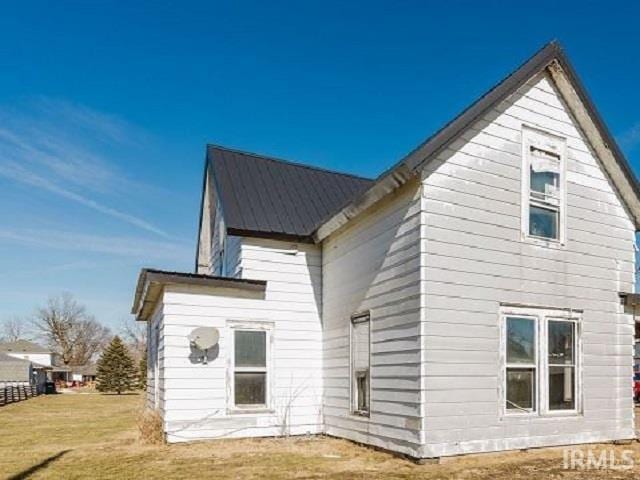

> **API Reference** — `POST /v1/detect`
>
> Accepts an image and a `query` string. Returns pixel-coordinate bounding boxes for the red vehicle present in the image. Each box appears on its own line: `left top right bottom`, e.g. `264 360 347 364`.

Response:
634 370 640 403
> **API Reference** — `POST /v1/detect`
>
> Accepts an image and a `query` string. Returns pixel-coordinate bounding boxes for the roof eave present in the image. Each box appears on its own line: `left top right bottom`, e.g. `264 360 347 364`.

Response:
131 268 267 321
227 228 315 244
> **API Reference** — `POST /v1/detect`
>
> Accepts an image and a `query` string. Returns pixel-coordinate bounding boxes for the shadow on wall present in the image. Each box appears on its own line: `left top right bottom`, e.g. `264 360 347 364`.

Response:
322 178 421 318
189 344 220 364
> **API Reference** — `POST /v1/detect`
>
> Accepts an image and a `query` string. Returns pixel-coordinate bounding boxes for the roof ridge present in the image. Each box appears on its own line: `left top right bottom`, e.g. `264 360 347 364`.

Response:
207 144 374 182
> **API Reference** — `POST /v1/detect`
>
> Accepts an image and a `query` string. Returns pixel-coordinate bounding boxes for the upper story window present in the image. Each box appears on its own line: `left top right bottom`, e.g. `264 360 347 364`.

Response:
522 127 566 244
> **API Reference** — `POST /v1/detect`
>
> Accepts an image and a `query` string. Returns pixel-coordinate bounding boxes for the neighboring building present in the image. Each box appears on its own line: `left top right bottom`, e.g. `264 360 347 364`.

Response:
0 340 53 367
0 340 52 392
71 364 97 384
0 352 33 387
0 352 47 393
132 42 639 460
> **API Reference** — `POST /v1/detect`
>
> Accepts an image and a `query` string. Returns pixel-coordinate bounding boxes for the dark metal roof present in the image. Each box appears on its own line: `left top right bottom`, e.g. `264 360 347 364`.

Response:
207 145 373 241
132 268 267 320
316 41 640 238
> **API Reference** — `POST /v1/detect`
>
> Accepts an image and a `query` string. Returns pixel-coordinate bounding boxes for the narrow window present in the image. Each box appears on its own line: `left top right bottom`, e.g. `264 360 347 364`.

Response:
234 330 267 407
548 320 576 410
219 248 225 276
351 313 370 416
523 128 565 242
505 317 537 412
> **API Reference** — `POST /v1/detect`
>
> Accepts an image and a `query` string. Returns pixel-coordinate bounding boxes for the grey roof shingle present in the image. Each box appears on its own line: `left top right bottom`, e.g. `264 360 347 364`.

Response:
0 340 50 354
207 146 373 241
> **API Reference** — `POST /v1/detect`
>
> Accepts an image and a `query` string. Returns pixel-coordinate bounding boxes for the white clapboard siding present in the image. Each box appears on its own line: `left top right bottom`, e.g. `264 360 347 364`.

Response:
161 237 323 443
208 189 226 276
146 303 164 413
322 179 424 458
419 71 635 458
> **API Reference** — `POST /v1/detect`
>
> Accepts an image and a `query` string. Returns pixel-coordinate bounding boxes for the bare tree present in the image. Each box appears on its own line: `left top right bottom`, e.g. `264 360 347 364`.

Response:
0 317 31 342
120 317 147 362
32 293 111 365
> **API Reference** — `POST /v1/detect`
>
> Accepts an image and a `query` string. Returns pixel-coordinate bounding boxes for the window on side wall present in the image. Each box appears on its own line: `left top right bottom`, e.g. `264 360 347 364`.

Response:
503 307 580 416
522 127 566 243
351 312 370 416
233 329 268 408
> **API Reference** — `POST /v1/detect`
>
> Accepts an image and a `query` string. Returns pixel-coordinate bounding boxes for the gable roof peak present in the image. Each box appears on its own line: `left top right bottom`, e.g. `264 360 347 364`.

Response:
315 40 640 239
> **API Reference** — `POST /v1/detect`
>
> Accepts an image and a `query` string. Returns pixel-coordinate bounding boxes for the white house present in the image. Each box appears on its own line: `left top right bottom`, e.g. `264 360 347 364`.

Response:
0 340 52 392
132 42 640 460
0 340 53 367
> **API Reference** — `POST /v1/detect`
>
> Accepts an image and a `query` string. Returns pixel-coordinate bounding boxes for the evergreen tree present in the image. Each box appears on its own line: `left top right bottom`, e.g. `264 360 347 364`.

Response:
138 350 147 390
96 336 136 394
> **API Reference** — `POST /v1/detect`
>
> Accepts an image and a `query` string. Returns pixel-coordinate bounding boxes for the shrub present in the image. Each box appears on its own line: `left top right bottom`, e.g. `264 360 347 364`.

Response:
137 408 165 445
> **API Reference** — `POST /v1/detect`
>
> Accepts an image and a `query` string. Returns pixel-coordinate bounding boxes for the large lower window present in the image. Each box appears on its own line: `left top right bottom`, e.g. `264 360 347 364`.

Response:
503 307 580 416
233 329 268 408
351 312 370 416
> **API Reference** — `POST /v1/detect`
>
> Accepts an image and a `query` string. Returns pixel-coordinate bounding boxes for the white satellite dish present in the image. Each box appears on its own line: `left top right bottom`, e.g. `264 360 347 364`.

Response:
188 327 220 364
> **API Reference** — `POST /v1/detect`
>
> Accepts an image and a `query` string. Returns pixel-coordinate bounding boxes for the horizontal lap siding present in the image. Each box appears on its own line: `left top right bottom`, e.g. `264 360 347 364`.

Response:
420 72 635 458
163 238 323 443
208 187 226 276
146 304 164 413
322 180 424 457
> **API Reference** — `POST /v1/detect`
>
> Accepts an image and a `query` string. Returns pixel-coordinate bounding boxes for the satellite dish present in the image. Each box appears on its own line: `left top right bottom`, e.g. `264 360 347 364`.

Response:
188 327 219 364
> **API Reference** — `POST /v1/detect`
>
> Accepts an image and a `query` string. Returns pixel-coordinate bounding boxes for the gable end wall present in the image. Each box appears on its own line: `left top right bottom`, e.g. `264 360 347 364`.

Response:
419 71 635 458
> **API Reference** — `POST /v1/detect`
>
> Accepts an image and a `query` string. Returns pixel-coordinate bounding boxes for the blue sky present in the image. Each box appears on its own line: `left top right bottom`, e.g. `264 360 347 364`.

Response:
1 1 639 330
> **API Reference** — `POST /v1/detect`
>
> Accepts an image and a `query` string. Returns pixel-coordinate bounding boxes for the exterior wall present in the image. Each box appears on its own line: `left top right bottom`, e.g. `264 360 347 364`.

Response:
160 237 323 442
5 352 52 367
197 173 242 277
34 368 47 393
223 235 242 278
322 179 424 457
419 72 635 457
209 193 226 276
198 179 241 278
146 303 164 412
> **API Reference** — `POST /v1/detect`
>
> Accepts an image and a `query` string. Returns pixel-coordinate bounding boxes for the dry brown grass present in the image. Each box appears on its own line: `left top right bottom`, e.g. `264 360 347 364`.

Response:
1 393 639 479
137 406 165 445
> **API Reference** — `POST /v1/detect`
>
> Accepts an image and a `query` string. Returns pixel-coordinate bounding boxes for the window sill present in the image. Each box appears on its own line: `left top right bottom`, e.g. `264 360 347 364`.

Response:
349 411 370 421
502 411 582 421
227 407 275 416
523 235 565 250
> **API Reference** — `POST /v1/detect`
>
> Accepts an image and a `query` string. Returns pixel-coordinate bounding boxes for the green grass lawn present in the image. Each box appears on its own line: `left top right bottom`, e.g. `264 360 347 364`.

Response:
1 393 639 479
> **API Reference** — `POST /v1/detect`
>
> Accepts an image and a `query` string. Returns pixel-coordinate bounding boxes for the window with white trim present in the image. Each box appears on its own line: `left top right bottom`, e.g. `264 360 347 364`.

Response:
351 312 370 416
233 329 268 408
522 127 566 242
505 316 537 412
503 307 580 416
